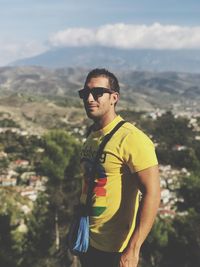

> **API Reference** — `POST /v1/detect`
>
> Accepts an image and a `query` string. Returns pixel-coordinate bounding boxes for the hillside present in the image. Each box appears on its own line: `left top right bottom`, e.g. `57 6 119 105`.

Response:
10 47 200 73
0 66 200 132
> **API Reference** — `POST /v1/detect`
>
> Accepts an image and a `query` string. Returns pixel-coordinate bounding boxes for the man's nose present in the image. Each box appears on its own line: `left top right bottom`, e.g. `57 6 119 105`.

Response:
87 92 95 102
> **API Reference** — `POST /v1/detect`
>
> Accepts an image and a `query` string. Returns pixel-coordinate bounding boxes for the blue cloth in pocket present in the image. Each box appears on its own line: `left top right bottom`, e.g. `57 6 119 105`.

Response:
68 215 89 255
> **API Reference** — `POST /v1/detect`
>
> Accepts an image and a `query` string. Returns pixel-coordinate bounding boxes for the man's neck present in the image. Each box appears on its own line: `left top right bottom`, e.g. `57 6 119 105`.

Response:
93 113 118 131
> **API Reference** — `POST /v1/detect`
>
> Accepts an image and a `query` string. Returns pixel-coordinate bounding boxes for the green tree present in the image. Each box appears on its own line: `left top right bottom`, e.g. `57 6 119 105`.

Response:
0 188 30 267
22 130 81 267
0 157 9 170
20 193 60 267
141 172 200 267
166 210 200 267
153 111 194 147
0 118 20 128
177 172 200 213
141 217 174 267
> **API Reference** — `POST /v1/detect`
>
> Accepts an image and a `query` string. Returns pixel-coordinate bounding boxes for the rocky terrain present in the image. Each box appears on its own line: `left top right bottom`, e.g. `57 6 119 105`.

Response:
0 66 200 132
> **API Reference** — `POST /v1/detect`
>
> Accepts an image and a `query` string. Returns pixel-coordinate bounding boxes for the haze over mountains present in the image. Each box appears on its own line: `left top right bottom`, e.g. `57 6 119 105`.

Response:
1 53 200 132
11 46 200 73
1 66 200 111
0 44 199 133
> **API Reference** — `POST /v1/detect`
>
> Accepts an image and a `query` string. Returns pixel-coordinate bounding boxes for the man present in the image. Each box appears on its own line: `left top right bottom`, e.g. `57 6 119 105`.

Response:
78 68 160 267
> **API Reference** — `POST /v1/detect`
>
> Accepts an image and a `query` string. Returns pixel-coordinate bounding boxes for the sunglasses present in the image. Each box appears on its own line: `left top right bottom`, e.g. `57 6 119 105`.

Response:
78 87 115 100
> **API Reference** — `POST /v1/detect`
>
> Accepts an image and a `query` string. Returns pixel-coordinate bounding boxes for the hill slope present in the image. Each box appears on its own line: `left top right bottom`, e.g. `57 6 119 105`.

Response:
0 66 200 109
10 47 200 73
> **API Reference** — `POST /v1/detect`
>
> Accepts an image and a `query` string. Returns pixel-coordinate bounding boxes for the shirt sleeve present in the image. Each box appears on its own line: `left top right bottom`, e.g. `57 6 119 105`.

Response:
120 129 158 173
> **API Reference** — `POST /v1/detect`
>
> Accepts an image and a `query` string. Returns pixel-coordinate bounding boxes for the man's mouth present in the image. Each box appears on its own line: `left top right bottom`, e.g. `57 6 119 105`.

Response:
86 105 98 109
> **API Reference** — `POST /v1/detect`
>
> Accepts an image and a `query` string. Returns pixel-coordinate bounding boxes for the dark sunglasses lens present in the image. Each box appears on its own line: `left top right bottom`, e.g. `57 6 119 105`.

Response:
91 88 104 98
79 88 105 99
79 89 89 99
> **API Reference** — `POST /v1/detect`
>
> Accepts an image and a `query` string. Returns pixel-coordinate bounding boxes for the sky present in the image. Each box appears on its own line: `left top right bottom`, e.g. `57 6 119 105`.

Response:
1 0 200 66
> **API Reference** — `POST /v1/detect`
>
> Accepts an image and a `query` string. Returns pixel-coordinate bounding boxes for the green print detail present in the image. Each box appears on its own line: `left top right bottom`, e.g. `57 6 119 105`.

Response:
92 207 107 216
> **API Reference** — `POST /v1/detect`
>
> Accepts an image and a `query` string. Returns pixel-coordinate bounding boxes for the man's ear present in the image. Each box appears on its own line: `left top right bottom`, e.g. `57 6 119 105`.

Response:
111 92 119 105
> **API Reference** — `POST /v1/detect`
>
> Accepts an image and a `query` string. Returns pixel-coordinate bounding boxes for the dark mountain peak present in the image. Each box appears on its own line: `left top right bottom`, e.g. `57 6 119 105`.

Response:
9 46 200 73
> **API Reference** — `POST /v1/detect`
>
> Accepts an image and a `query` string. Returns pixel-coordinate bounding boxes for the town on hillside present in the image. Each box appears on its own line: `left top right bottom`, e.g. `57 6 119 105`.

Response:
0 106 200 267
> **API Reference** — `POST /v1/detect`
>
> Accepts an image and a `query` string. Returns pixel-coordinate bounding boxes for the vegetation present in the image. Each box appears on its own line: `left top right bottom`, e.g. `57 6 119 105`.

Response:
0 118 20 128
0 111 200 266
0 188 31 267
142 172 200 267
21 130 81 267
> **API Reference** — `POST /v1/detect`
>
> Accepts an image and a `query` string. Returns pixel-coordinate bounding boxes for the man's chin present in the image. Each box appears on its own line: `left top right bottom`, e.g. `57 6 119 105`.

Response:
86 111 99 120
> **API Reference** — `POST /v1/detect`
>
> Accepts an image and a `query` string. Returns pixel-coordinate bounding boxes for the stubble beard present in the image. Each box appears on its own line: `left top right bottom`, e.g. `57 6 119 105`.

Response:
86 108 101 121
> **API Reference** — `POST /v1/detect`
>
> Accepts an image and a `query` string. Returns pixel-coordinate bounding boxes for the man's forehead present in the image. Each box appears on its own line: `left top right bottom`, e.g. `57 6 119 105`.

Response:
87 76 110 88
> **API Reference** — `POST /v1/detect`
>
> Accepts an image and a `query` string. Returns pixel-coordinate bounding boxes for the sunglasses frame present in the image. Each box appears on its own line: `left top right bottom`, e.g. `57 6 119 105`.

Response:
78 87 115 100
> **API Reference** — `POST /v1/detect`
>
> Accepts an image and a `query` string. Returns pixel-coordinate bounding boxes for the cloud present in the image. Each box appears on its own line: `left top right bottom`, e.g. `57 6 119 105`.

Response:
49 28 96 47
2 23 200 66
0 40 48 66
49 23 200 49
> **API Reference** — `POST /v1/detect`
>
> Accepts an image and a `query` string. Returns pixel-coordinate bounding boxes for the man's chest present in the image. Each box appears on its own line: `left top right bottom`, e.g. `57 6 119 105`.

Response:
80 137 124 178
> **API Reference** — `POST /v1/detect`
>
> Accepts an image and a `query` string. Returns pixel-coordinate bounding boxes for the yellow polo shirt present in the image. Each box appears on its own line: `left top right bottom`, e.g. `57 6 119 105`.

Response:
80 115 158 252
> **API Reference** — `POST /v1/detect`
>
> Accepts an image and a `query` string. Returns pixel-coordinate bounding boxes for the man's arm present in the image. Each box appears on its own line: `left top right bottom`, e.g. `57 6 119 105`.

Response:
120 165 160 267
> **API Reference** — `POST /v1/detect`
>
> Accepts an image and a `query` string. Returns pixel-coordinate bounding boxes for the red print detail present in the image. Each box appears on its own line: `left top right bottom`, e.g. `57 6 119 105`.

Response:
93 178 107 196
96 178 107 187
94 187 106 196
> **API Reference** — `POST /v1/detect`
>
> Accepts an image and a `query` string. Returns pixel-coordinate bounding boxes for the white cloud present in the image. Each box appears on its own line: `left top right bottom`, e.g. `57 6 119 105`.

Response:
49 23 200 49
0 40 48 66
49 28 96 47
1 23 200 66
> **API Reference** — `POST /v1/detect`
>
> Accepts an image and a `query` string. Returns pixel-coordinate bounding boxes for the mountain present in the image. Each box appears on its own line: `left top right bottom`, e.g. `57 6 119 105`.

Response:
0 66 200 111
0 66 200 132
10 46 200 73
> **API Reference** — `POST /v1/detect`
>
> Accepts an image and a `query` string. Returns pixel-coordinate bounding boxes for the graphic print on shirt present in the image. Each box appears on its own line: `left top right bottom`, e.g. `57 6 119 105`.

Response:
81 158 108 217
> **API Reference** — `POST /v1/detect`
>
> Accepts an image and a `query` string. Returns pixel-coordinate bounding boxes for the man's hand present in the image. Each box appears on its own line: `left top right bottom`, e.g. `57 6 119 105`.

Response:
119 246 140 267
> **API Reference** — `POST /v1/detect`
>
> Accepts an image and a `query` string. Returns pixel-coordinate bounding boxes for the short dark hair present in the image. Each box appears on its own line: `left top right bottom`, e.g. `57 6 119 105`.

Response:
84 68 120 93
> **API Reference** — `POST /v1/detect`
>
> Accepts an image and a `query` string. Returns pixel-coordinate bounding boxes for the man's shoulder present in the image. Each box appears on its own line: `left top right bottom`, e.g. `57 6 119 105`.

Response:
118 121 154 148
120 121 146 137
